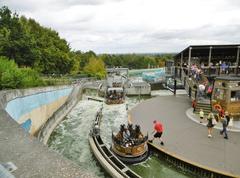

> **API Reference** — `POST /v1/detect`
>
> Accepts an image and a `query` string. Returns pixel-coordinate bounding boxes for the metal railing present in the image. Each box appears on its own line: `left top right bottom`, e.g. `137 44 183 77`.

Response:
175 65 240 78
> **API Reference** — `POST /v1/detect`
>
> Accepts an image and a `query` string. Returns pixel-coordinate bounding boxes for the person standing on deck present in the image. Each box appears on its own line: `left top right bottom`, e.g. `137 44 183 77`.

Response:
149 120 164 145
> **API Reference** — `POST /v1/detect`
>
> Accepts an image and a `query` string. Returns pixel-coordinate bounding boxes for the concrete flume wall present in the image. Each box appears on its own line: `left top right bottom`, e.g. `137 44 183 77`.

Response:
38 84 84 144
2 86 72 135
0 84 95 178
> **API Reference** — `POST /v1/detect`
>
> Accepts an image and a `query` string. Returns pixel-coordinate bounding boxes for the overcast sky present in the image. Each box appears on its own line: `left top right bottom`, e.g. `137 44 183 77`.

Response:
1 0 240 53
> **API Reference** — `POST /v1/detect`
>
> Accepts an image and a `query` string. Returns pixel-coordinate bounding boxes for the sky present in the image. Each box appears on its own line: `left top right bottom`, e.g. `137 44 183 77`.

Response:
1 0 240 53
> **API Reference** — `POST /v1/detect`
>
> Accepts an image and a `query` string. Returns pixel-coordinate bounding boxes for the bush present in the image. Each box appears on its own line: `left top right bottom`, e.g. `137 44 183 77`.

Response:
20 68 44 87
0 56 21 89
0 56 44 89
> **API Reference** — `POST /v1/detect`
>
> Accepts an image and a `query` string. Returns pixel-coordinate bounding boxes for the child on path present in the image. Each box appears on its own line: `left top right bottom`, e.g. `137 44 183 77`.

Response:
199 109 204 123
207 112 215 138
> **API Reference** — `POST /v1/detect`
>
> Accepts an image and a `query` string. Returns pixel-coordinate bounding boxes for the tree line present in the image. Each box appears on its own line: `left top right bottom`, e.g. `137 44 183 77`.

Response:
0 6 173 88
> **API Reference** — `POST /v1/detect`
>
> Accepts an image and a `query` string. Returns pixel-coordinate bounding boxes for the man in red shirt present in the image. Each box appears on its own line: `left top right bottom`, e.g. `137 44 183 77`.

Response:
149 120 164 145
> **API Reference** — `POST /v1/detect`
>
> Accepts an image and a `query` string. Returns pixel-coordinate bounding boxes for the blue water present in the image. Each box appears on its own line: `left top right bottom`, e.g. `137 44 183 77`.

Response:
5 88 72 121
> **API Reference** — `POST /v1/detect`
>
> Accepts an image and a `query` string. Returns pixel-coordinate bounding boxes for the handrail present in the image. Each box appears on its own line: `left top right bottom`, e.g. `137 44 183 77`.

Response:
112 135 148 147
176 65 239 77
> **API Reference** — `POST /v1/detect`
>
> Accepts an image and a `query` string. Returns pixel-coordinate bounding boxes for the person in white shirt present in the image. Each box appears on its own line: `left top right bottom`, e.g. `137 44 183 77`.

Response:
199 109 204 123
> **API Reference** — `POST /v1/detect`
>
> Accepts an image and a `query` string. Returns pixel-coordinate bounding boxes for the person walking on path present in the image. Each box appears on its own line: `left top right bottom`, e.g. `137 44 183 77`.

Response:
225 111 230 126
199 109 204 123
192 99 196 112
207 112 215 138
220 115 228 139
149 120 164 145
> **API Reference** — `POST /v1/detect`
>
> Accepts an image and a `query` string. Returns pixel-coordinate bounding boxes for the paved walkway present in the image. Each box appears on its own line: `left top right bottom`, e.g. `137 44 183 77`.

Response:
130 95 240 177
186 108 240 132
0 109 94 178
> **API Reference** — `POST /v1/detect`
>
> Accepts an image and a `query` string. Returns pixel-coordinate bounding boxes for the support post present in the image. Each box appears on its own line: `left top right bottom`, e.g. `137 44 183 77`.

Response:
174 79 177 95
208 46 212 76
174 66 177 78
188 47 192 77
180 52 183 79
188 87 191 98
236 46 240 75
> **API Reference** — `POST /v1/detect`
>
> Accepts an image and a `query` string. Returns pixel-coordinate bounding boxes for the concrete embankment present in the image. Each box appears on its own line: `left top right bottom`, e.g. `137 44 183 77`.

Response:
38 84 83 144
0 84 95 178
3 86 73 135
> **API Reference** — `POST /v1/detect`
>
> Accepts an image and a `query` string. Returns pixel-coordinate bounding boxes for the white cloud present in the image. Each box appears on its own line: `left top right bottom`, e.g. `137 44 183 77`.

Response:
1 0 240 53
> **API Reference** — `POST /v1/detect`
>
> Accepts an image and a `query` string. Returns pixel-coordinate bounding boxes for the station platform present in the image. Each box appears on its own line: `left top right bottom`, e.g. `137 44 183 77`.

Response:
130 95 240 177
186 108 240 132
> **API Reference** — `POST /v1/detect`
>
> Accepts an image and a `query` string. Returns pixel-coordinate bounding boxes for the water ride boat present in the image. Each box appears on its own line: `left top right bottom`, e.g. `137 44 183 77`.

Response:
111 124 149 164
105 68 126 104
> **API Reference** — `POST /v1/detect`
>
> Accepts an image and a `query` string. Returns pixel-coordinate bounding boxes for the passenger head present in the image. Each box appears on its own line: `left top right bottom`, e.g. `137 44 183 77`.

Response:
120 124 125 132
153 120 157 124
135 125 141 133
128 124 133 130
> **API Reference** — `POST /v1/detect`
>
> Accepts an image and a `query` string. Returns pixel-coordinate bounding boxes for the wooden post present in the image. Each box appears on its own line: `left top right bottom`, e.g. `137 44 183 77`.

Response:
236 46 240 75
188 47 192 77
180 52 183 79
208 46 212 76
174 79 177 95
174 66 177 78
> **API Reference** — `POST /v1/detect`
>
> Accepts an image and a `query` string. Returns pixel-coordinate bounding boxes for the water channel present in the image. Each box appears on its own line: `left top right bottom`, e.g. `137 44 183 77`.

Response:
48 90 192 178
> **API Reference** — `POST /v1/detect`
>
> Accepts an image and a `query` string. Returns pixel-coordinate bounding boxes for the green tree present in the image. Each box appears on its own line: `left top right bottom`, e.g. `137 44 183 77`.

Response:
79 50 96 69
0 6 37 67
0 6 175 81
20 16 73 74
84 57 106 79
0 6 74 74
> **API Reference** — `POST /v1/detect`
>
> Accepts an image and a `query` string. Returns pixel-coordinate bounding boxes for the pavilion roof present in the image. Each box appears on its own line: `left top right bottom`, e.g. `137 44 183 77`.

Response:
175 44 240 60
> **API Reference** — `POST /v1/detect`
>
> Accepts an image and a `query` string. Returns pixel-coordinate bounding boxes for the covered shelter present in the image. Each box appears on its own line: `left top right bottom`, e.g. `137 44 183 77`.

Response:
174 44 240 77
